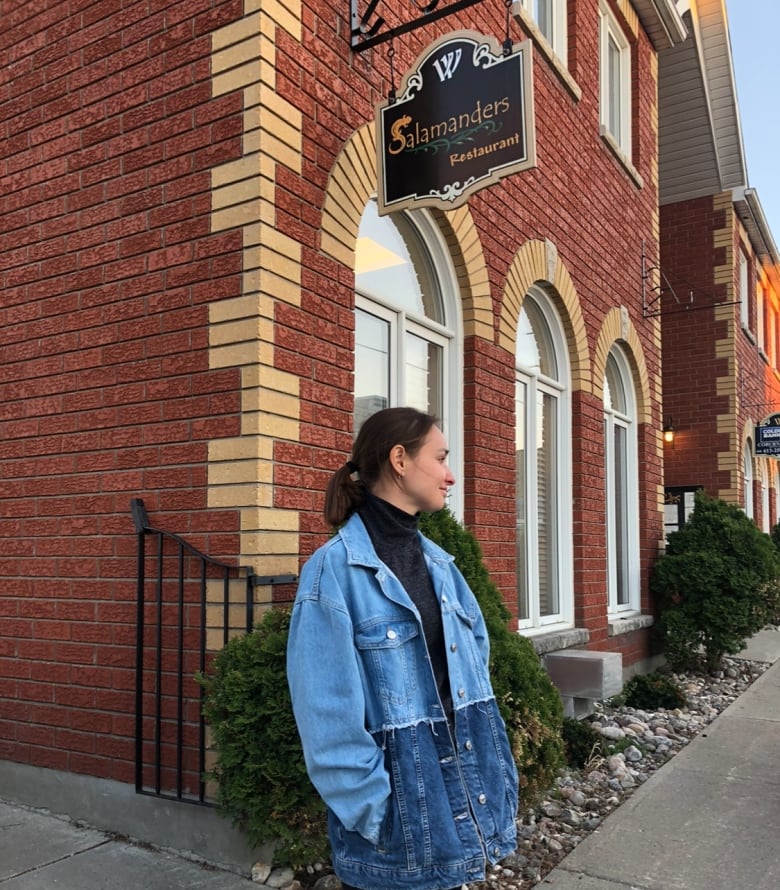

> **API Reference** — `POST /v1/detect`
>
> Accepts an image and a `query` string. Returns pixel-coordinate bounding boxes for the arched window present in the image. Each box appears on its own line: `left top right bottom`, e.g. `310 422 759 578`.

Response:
354 199 462 512
774 463 780 529
603 347 639 614
743 442 754 520
760 461 770 532
515 289 572 631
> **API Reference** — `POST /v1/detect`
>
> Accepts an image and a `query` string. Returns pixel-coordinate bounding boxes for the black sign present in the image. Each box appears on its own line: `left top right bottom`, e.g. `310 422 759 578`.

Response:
755 413 780 455
376 31 535 214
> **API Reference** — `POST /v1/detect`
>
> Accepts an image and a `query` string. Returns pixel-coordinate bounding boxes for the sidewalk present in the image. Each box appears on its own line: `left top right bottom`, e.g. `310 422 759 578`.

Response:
541 628 780 890
2 631 778 890
0 802 255 889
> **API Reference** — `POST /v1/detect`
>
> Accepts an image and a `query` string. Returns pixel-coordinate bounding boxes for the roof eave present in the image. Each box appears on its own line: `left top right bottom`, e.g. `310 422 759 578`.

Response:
632 0 688 50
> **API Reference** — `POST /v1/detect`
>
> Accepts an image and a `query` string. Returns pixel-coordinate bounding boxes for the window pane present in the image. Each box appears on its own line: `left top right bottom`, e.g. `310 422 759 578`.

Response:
613 423 629 605
605 354 627 413
538 390 559 616
354 308 389 431
607 33 621 138
355 201 443 322
516 380 529 621
404 331 442 419
535 0 552 42
518 299 558 379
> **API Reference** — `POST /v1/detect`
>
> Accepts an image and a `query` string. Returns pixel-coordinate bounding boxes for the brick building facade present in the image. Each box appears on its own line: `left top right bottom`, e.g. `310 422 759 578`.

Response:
0 0 718 863
658 1 780 534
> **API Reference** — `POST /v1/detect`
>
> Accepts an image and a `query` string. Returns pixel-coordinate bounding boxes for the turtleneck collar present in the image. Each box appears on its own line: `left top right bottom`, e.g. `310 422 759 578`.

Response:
358 491 419 542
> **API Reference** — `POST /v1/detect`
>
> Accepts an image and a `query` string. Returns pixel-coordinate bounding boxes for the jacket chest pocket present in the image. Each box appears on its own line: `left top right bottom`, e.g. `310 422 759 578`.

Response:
355 619 421 710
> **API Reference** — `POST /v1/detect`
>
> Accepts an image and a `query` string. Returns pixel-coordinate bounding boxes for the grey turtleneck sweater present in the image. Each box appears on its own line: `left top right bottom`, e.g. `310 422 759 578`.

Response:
357 493 453 723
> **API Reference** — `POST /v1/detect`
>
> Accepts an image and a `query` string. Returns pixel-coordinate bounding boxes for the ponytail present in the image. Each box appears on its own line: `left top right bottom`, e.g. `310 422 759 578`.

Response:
322 406 437 528
323 463 365 528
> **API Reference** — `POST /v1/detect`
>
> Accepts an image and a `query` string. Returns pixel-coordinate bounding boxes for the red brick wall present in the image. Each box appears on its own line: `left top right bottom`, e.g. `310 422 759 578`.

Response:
661 196 780 529
660 197 734 495
279 1 665 639
1 0 666 785
0 0 246 782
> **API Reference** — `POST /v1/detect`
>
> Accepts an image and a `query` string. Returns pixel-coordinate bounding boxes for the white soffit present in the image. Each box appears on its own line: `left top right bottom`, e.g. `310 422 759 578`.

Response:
632 0 687 50
658 0 747 205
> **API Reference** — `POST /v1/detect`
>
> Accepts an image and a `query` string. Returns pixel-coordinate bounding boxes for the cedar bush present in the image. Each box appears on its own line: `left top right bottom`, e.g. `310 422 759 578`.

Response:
419 507 565 805
199 506 564 866
621 671 687 711
561 717 604 769
197 608 328 867
651 491 780 670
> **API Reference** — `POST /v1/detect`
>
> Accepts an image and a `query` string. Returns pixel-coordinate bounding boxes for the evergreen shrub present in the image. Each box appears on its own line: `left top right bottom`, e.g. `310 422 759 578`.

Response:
419 507 565 805
651 491 780 670
197 608 327 868
561 717 603 769
621 671 686 711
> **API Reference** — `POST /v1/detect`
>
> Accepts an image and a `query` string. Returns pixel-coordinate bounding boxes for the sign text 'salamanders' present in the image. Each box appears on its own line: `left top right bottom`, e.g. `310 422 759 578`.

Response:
376 30 535 214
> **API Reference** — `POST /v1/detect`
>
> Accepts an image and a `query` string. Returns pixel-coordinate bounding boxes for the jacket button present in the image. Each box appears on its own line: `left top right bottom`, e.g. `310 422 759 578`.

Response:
386 629 397 639
478 793 487 805
450 642 457 652
458 687 465 697
464 740 473 751
493 846 500 857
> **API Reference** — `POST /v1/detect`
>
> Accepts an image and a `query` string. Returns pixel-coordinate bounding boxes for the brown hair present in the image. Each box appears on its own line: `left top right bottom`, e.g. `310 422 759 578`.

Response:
323 407 438 527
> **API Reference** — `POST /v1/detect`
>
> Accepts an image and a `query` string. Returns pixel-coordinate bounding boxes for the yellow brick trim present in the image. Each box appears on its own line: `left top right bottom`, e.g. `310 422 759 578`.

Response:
712 193 740 502
441 205 493 341
593 307 653 425
614 0 639 39
500 239 591 393
207 0 304 582
320 122 495 346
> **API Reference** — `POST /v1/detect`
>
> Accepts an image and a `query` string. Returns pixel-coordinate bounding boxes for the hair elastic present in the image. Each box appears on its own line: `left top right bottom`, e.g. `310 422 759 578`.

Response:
346 460 359 473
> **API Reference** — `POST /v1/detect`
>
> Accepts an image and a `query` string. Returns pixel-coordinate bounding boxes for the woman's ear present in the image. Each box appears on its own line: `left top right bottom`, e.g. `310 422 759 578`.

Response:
388 444 407 476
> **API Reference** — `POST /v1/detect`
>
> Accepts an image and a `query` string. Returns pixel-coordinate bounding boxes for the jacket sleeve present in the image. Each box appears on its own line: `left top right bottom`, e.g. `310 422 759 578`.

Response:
286 550 390 844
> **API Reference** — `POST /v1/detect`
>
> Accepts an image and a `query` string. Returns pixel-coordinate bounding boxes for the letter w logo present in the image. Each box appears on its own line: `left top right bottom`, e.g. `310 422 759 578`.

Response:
433 49 462 82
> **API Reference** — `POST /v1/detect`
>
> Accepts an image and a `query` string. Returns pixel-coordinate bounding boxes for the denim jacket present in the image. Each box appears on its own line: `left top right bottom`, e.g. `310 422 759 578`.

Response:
287 513 519 890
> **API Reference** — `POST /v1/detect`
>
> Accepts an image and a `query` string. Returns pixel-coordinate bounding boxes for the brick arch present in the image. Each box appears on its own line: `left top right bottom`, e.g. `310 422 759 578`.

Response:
593 307 652 425
500 239 591 392
320 122 493 340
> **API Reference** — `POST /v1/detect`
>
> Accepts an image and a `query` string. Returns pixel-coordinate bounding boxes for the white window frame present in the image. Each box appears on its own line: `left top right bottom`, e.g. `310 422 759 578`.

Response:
354 204 464 518
760 461 770 533
515 290 573 634
599 1 631 156
744 441 754 519
739 251 750 331
517 0 568 63
767 302 777 368
604 348 640 615
774 462 780 529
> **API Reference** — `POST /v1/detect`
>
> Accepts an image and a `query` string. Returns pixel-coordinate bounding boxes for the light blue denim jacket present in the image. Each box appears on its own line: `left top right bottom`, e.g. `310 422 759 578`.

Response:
287 513 518 890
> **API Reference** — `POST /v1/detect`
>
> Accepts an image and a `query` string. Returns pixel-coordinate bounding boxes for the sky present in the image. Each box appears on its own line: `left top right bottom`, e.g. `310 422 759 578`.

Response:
726 1 780 248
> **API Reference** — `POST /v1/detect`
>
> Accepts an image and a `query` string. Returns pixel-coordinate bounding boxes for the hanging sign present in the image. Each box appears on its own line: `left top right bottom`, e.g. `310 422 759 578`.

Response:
376 30 535 214
755 413 780 456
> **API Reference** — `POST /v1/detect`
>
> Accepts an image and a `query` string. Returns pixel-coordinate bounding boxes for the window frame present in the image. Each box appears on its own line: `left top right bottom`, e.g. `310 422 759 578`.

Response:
739 250 750 331
517 0 568 63
515 289 573 634
603 348 640 616
598 0 632 157
744 441 754 519
354 202 464 517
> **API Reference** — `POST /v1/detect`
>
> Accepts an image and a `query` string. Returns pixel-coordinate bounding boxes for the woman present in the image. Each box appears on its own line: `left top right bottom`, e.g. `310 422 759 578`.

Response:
287 407 518 890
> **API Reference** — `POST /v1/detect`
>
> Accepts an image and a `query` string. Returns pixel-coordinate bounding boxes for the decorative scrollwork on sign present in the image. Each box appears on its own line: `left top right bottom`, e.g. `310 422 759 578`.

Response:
350 0 488 51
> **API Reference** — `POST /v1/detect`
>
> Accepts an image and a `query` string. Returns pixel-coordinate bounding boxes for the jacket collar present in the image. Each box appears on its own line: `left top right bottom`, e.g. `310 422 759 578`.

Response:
338 511 454 569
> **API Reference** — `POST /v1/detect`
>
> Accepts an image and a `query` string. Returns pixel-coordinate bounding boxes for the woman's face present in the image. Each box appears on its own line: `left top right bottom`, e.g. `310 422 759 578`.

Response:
386 425 456 514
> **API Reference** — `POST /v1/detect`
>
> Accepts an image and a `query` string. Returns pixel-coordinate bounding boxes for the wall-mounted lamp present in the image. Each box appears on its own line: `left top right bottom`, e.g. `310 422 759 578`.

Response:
663 418 675 445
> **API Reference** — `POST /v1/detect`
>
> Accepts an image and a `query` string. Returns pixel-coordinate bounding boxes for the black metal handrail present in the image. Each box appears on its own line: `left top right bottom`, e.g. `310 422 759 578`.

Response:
131 497 296 805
